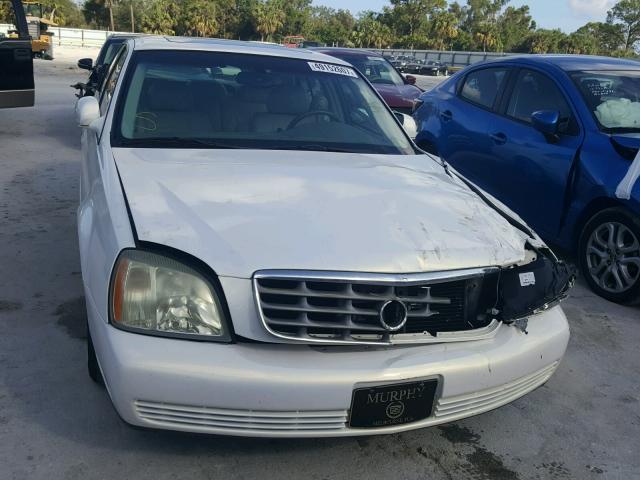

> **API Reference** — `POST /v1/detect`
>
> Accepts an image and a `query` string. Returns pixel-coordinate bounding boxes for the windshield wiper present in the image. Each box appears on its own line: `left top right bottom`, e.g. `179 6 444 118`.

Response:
119 137 248 149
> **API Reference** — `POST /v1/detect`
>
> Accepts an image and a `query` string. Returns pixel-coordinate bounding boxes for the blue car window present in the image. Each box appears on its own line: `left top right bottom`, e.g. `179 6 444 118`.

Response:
460 68 508 109
507 69 575 134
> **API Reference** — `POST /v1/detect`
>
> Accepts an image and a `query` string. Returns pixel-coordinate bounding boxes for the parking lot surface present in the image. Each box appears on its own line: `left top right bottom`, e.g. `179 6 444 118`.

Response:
0 52 639 480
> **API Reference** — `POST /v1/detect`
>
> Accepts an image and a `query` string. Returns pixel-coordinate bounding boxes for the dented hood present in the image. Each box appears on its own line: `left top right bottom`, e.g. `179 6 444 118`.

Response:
113 149 529 278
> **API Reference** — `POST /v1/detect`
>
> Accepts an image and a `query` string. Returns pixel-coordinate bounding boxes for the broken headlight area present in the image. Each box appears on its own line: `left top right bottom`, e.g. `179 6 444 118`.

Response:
467 247 575 334
496 247 575 330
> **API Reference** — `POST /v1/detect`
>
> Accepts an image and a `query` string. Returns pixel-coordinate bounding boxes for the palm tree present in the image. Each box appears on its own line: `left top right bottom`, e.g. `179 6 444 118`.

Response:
183 0 218 37
255 0 285 42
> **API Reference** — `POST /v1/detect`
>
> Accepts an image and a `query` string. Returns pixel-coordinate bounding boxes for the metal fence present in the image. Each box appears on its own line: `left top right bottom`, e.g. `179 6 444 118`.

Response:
0 23 133 47
369 49 515 68
1 23 515 67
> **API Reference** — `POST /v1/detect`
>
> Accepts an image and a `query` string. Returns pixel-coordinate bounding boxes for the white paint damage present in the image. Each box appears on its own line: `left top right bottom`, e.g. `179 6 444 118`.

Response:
615 148 640 200
113 148 532 278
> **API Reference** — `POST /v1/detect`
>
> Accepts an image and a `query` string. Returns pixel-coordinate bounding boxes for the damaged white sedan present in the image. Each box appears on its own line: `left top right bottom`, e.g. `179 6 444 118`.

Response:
76 36 573 437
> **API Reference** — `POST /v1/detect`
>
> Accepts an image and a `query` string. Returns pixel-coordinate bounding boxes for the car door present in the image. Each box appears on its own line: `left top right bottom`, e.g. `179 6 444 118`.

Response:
438 66 511 193
0 0 34 108
481 67 583 239
80 45 127 205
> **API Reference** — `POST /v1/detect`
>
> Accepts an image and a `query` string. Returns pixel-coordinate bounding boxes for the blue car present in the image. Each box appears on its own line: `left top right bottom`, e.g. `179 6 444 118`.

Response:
414 55 640 303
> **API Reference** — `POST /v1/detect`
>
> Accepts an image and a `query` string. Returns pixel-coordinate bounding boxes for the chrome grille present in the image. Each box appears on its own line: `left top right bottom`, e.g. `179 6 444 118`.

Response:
254 268 498 345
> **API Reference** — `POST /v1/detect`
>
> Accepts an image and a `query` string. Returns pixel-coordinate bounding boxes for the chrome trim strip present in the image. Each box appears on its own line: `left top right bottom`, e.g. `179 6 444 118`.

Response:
252 267 501 346
254 267 498 285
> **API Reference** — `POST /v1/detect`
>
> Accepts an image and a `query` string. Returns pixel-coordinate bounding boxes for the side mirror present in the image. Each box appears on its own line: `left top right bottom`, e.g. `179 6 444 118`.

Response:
394 111 418 139
78 58 94 70
76 96 101 129
405 75 417 85
532 110 560 140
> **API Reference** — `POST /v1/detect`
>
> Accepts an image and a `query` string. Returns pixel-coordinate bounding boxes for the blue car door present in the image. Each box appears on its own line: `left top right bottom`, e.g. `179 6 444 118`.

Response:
477 67 584 240
437 66 511 192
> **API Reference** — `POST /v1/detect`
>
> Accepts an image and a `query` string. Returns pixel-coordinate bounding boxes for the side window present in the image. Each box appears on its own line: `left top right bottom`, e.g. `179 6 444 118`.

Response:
99 46 127 115
507 69 577 135
460 68 508 109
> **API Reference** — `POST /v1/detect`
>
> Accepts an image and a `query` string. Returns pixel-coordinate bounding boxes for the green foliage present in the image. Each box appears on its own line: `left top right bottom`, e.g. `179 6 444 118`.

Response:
608 0 640 52
2 0 638 56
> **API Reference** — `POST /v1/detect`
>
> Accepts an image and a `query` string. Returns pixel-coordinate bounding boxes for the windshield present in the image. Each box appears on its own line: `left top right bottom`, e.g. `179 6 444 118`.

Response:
112 50 414 155
324 54 405 87
571 70 640 132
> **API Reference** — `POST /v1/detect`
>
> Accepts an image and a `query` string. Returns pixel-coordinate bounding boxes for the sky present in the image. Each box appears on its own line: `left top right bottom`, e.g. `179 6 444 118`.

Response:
316 0 616 33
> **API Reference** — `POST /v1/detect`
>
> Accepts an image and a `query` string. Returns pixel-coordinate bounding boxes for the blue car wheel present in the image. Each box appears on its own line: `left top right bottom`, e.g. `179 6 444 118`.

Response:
579 208 640 304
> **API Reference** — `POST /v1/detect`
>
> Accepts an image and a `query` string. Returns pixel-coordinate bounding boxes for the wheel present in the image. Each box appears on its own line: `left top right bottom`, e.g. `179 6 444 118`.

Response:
87 324 104 385
578 207 640 304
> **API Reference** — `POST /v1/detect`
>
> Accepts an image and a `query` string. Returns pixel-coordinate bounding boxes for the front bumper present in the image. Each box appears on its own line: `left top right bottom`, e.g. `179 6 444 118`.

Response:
89 295 569 438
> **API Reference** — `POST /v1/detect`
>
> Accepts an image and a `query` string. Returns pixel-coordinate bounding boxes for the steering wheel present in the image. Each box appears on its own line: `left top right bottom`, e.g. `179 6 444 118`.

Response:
287 111 341 130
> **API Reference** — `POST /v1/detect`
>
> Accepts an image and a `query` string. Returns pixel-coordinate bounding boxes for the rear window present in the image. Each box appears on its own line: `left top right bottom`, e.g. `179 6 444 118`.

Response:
460 68 508 109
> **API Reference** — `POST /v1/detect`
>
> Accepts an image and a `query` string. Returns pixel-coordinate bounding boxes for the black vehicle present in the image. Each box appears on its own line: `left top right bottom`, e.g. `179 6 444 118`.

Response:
73 34 134 97
394 55 416 73
417 60 448 76
0 0 34 108
404 59 425 74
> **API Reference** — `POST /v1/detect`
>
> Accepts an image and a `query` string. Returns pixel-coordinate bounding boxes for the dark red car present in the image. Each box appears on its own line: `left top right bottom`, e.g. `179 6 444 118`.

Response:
312 48 422 115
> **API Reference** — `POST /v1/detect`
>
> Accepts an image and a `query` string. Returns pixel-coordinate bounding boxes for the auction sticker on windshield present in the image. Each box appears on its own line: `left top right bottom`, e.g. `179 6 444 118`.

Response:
308 62 358 78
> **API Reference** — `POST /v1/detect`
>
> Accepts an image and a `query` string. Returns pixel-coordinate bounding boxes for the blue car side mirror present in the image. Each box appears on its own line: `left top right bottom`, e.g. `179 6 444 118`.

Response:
532 110 560 135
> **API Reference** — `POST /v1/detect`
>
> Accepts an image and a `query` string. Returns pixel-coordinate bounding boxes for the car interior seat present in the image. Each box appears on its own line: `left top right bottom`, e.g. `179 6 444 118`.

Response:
251 85 312 133
136 79 213 138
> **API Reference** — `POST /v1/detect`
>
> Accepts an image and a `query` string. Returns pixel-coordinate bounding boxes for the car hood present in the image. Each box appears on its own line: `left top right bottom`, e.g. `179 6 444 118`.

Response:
113 149 530 278
373 84 422 109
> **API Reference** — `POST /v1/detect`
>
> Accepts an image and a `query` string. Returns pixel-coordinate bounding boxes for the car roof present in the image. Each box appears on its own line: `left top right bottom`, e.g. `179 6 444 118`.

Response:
481 54 640 71
131 36 351 65
310 47 382 58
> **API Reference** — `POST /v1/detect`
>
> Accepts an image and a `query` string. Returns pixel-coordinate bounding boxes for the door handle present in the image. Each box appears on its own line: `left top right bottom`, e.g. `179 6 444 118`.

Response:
490 132 507 145
440 110 453 122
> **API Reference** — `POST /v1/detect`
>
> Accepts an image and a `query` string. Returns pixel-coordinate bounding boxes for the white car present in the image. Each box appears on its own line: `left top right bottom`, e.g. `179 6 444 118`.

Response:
76 36 572 438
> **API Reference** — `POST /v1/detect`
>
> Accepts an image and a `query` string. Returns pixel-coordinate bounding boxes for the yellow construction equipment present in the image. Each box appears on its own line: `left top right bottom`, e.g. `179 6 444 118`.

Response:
8 2 55 59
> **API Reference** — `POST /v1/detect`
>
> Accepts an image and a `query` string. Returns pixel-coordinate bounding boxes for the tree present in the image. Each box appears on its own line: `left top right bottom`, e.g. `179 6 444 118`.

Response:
305 7 354 46
138 0 180 35
460 0 509 51
562 31 598 55
82 0 110 29
254 0 285 41
428 10 459 50
386 0 446 37
526 28 566 54
498 5 535 52
180 0 218 37
575 22 625 54
352 11 392 48
607 0 640 52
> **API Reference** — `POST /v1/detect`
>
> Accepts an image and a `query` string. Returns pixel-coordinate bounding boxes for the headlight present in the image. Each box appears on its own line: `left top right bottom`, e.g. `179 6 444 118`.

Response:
110 249 230 341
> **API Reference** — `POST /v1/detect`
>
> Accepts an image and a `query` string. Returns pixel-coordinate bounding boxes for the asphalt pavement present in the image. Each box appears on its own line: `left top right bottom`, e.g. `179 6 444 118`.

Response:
0 53 639 480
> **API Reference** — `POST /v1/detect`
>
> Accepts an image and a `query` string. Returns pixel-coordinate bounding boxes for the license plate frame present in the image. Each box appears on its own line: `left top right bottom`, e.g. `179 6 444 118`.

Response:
349 379 438 428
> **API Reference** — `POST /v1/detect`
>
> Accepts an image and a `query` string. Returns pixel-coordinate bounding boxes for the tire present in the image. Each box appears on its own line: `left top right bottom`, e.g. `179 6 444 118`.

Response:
87 324 104 385
578 207 640 304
